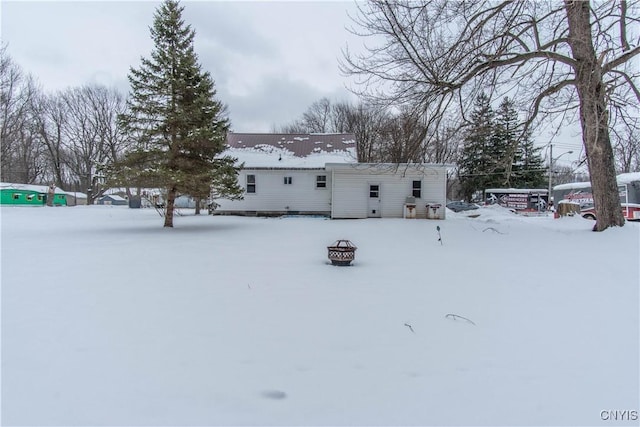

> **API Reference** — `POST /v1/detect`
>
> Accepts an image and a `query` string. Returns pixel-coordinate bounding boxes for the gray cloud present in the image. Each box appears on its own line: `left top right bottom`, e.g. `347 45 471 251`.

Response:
185 2 278 60
221 75 354 132
2 0 361 133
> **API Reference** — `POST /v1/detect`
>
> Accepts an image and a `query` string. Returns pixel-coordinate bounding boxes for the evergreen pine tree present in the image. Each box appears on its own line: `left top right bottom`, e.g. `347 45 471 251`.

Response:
113 0 243 227
512 132 547 188
492 97 520 187
458 92 494 201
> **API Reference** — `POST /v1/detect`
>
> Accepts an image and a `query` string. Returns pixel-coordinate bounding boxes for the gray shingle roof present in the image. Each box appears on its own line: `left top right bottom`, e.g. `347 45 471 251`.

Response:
227 133 356 158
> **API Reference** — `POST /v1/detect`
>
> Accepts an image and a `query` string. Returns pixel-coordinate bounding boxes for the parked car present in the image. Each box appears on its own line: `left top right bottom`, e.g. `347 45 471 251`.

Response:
446 201 480 212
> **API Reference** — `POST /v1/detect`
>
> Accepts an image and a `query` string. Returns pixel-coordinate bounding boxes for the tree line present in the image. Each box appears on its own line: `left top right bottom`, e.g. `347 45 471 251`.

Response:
274 97 459 166
1 47 131 203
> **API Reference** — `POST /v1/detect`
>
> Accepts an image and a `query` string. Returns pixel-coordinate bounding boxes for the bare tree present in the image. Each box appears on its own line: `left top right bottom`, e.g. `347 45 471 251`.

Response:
611 115 640 173
331 101 388 162
0 46 42 183
379 108 428 163
301 97 333 133
343 0 639 231
61 85 129 203
32 92 71 188
424 116 461 164
278 97 463 164
63 86 103 199
28 85 130 202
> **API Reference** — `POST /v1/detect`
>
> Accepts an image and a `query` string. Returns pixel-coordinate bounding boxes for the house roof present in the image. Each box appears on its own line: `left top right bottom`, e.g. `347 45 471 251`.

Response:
617 172 640 185
63 191 88 198
101 195 127 201
554 172 640 191
1 182 67 194
224 133 357 168
104 188 163 196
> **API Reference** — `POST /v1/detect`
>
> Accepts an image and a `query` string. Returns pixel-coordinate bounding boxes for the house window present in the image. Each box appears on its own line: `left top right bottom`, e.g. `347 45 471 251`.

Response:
412 180 422 198
370 185 380 198
284 176 293 185
27 194 35 201
316 175 327 188
246 174 256 193
12 193 20 200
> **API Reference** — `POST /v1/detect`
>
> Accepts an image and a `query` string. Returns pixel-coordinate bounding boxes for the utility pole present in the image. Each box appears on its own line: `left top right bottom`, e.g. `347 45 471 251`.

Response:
548 144 553 204
548 143 573 207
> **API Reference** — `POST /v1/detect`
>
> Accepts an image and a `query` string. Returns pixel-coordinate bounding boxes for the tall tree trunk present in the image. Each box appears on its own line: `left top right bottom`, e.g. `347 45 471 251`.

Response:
164 185 177 227
565 1 625 231
194 197 201 215
46 184 55 207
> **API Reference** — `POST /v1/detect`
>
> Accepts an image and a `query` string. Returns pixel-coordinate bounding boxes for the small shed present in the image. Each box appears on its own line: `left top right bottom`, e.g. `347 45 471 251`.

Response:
64 192 88 206
97 195 128 206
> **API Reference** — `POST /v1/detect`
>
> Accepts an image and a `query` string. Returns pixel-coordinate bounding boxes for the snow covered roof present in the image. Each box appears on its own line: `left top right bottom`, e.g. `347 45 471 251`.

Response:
617 172 640 184
553 181 591 191
0 182 67 194
224 133 357 168
104 188 163 196
63 191 88 198
553 172 640 191
101 195 127 201
485 188 548 193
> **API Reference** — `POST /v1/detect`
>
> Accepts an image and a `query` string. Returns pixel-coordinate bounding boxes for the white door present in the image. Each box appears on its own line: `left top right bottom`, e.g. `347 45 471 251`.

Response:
368 183 381 217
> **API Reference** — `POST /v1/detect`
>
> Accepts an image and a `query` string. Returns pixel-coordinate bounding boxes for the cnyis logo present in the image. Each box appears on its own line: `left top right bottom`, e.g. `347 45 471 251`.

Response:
600 410 638 421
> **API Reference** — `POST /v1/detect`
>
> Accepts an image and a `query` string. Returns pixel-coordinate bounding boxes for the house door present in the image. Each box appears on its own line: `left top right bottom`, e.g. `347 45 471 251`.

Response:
368 183 381 217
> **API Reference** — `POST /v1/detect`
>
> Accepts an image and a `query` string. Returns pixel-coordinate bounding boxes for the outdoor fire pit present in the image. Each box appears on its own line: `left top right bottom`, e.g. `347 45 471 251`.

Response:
327 239 357 266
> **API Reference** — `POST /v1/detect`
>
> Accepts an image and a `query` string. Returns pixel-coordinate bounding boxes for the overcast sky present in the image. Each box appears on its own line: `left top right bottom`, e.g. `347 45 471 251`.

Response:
2 0 364 132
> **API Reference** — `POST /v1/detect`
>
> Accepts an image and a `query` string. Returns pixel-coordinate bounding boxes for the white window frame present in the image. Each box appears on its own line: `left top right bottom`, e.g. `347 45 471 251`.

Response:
246 174 256 194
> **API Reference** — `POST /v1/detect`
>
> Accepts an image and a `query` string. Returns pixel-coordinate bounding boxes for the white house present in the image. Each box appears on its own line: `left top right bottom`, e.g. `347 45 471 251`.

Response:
213 133 448 219
214 133 356 216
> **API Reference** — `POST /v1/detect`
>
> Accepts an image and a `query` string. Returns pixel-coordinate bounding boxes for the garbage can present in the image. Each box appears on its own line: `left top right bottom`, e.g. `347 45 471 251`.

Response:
404 203 416 218
404 196 417 219
426 203 443 219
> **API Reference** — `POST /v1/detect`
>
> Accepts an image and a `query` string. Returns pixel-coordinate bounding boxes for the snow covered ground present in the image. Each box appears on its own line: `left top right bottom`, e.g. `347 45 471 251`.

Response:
1 205 638 426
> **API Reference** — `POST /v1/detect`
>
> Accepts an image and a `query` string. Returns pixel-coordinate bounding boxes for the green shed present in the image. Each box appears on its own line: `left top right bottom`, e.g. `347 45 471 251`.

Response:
0 183 68 206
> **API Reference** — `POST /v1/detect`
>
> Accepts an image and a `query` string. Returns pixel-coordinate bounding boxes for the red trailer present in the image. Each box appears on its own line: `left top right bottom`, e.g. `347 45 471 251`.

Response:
552 173 640 221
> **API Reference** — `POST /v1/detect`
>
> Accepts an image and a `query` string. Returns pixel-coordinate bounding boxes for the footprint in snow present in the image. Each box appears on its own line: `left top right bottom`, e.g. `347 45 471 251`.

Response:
261 390 287 400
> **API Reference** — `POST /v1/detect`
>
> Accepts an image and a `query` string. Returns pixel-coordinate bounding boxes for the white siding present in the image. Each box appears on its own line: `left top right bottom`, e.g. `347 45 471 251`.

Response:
328 164 447 219
214 169 331 214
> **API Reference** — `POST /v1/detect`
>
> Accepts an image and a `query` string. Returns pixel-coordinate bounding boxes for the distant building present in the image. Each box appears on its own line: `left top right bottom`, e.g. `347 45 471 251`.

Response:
0 182 68 206
175 195 196 208
97 194 128 206
63 191 88 206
